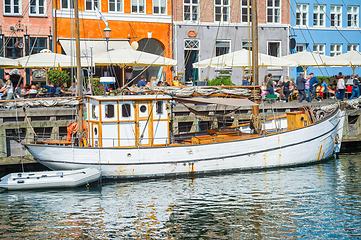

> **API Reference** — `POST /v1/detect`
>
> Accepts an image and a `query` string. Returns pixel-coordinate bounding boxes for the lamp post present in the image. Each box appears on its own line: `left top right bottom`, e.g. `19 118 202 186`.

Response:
103 25 111 51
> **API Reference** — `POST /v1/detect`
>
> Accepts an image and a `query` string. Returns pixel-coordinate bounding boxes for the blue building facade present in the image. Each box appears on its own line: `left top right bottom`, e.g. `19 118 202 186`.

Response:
289 0 361 79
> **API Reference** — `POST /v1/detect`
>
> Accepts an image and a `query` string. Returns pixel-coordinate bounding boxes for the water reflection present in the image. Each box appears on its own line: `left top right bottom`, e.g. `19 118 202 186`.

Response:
1 152 361 239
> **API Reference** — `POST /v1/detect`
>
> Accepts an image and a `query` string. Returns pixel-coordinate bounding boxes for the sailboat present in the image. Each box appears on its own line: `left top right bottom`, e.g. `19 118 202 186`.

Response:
22 0 346 179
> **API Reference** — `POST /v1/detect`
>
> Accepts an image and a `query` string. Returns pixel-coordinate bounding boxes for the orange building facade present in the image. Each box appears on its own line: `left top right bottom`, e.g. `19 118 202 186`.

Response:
53 0 173 84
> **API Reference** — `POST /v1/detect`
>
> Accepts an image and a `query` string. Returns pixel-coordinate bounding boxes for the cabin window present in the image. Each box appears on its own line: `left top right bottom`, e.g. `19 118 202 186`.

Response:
140 105 147 113
94 127 98 135
122 104 131 117
105 105 115 118
92 105 97 118
156 101 163 114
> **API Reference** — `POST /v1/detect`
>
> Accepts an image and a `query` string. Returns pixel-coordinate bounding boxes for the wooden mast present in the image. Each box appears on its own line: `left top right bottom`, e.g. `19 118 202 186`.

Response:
74 0 83 145
251 0 260 129
251 0 258 86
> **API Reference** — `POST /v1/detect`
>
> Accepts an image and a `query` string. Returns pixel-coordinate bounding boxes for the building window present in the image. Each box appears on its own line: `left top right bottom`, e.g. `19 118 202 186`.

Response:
109 0 123 12
267 0 280 23
347 6 359 28
153 0 166 14
348 44 359 52
313 44 325 55
313 5 325 27
4 0 21 15
330 5 342 27
122 104 131 117
296 4 308 26
215 0 229 22
296 43 307 52
30 0 46 15
5 37 23 59
105 105 115 118
242 41 252 51
330 44 342 57
131 0 145 13
184 39 200 50
184 0 198 21
85 0 99 10
241 0 251 23
30 38 47 54
61 0 74 9
215 40 230 56
268 41 281 57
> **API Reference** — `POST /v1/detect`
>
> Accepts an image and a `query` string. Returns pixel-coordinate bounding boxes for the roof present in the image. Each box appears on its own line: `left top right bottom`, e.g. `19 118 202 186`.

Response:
85 95 172 101
174 97 258 107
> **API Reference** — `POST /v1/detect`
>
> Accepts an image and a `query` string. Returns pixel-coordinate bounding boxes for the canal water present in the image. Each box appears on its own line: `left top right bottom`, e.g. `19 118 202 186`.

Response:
0 151 360 239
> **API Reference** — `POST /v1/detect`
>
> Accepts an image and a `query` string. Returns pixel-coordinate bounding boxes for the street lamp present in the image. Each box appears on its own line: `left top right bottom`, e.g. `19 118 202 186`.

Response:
103 25 111 51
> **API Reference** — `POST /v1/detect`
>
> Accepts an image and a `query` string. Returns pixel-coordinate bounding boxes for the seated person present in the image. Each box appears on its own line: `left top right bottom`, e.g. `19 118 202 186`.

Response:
24 85 38 96
138 76 147 87
172 76 179 86
55 84 64 95
43 82 56 94
68 82 77 94
16 84 26 96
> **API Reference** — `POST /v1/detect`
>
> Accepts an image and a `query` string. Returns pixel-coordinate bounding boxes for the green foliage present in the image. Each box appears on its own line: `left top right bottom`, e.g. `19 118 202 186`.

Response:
316 76 330 83
208 76 235 86
92 77 104 96
47 69 70 87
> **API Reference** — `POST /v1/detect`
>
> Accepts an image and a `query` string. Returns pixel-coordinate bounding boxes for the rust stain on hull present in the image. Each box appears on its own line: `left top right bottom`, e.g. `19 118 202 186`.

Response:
317 145 323 160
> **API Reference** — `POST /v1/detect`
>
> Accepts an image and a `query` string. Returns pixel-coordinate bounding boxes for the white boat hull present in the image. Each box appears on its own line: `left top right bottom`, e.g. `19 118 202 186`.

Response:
25 108 345 179
0 168 101 190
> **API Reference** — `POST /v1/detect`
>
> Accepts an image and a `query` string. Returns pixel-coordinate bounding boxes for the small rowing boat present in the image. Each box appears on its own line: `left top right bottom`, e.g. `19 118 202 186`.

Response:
0 168 101 190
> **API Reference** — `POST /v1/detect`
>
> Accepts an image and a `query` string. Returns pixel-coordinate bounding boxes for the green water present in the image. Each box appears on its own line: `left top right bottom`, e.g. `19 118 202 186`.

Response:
0 151 360 239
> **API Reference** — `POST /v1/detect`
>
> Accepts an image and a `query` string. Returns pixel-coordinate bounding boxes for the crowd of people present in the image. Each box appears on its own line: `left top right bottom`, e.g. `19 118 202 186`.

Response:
0 72 79 102
1 70 360 108
260 72 360 103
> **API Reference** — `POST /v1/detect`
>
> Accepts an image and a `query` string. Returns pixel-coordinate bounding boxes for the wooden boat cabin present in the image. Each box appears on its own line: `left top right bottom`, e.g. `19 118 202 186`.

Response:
85 95 172 148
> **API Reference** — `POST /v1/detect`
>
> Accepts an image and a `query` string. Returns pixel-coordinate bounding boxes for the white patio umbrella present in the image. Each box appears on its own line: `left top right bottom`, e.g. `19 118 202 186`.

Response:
17 49 92 84
17 49 92 68
0 56 19 67
333 51 361 76
193 49 297 68
93 48 177 67
280 51 349 72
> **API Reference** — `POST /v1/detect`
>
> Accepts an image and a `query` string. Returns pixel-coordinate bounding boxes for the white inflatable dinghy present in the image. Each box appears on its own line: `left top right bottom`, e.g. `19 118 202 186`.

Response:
0 168 101 190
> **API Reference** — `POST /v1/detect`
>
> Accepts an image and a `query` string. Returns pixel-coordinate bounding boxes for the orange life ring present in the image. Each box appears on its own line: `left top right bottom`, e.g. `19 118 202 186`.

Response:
66 120 87 142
